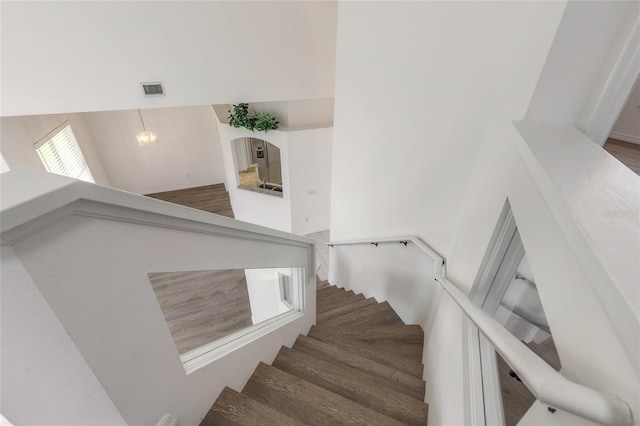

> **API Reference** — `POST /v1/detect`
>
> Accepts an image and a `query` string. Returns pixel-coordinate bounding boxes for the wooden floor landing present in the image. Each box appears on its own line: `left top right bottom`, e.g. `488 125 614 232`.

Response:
145 183 234 218
604 138 640 176
148 269 252 355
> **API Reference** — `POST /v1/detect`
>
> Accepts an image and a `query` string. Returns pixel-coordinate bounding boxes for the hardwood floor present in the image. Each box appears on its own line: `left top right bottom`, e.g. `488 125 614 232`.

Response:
148 269 252 354
603 138 640 175
145 183 234 218
191 281 560 425
201 282 429 425
145 185 242 354
497 354 536 426
497 336 561 425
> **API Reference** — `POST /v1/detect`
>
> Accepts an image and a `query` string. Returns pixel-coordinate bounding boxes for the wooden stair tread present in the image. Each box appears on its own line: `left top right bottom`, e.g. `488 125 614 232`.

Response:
202 387 302 426
316 286 355 300
309 325 424 378
273 346 428 425
316 287 355 301
316 291 365 313
205 284 430 425
317 297 377 323
293 334 426 401
243 362 405 426
322 301 404 326
315 285 343 298
314 326 424 361
321 324 424 343
316 279 330 289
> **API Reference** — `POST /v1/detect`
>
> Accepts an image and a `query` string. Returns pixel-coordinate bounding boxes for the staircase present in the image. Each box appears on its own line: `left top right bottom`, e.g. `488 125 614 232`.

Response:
201 281 429 425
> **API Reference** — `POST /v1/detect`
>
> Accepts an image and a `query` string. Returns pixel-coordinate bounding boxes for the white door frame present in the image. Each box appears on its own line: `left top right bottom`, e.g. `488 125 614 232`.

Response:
464 200 523 426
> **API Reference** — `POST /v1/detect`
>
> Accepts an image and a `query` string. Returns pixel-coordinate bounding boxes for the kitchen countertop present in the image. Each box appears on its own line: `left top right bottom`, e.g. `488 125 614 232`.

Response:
237 184 283 198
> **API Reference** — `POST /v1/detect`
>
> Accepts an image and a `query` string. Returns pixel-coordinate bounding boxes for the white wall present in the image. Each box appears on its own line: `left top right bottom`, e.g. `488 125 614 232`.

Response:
526 1 638 126
82 106 226 194
330 1 639 422
0 2 337 117
330 242 439 327
0 106 226 195
0 113 110 185
423 293 465 426
1 246 126 426
218 121 333 235
252 99 335 128
610 81 640 144
218 123 293 232
289 127 332 235
245 268 293 324
214 98 335 128
330 1 564 262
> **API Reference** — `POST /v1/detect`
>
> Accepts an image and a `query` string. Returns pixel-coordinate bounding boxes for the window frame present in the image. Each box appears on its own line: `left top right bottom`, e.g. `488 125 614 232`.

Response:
34 122 95 183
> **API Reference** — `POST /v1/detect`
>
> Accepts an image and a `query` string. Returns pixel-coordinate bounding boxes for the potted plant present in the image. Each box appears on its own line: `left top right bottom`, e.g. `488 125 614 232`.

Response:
228 103 279 132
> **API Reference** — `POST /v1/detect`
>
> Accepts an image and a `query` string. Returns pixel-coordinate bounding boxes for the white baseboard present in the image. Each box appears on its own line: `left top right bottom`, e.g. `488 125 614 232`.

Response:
609 131 640 145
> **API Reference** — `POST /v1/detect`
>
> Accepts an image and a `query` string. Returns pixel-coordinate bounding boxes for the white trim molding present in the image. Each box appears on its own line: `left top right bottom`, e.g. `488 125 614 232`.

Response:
514 121 640 379
609 130 640 145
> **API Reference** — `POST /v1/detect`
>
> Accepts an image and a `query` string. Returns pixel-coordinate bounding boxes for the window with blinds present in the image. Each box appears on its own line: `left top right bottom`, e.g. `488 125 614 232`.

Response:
34 124 94 183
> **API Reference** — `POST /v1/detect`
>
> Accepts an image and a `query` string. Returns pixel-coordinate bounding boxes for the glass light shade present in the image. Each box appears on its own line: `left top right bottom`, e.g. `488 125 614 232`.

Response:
136 131 158 146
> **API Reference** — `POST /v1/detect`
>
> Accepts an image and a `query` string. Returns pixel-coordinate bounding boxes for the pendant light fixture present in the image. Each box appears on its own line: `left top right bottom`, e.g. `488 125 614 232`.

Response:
136 109 158 146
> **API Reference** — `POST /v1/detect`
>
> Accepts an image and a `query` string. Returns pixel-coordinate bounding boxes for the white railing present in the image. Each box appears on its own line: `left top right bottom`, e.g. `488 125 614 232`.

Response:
328 236 633 426
1 170 316 426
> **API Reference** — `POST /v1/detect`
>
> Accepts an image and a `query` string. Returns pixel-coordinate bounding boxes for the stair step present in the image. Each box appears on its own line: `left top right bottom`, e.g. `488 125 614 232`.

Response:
322 301 404 326
243 362 405 426
293 334 426 401
316 284 349 296
317 325 424 361
273 346 428 425
317 291 363 314
316 279 330 290
309 326 424 378
316 287 354 303
316 286 355 305
317 297 377 323
326 324 424 344
316 285 342 298
202 387 301 426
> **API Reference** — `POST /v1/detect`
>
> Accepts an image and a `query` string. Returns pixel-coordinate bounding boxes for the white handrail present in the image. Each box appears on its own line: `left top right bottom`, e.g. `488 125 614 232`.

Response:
327 236 633 426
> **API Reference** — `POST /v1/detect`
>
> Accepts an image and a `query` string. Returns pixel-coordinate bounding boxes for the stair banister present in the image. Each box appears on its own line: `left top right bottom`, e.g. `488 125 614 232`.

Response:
1 170 317 426
327 236 633 426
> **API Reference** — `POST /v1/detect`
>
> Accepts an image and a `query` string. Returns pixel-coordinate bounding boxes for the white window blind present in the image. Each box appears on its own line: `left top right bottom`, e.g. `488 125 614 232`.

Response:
35 124 94 183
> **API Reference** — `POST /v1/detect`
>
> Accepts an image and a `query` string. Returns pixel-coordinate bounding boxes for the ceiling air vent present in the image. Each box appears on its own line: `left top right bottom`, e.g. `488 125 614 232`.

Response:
141 82 165 96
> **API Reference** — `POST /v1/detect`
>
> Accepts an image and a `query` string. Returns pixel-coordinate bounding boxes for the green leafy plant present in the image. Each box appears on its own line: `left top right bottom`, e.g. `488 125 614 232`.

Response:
228 103 252 130
255 112 280 132
228 103 279 132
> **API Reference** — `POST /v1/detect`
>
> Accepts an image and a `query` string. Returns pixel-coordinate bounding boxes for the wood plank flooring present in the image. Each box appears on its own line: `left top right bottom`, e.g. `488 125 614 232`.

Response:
145 186 241 354
497 336 561 426
148 269 252 354
145 183 234 218
202 282 428 425
603 138 640 175
497 354 536 426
